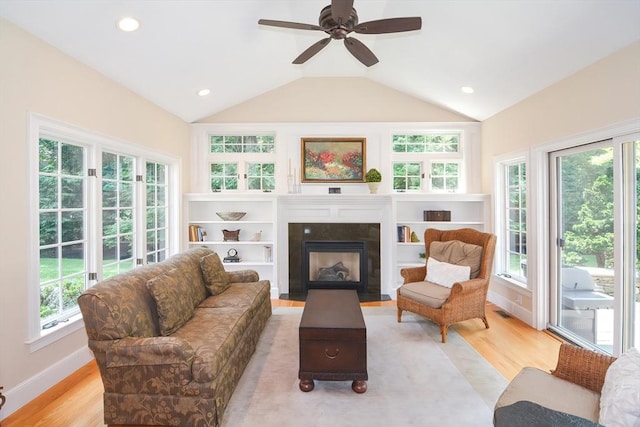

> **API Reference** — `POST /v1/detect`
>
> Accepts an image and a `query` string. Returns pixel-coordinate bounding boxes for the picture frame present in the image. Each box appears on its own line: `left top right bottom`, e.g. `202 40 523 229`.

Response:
301 137 366 183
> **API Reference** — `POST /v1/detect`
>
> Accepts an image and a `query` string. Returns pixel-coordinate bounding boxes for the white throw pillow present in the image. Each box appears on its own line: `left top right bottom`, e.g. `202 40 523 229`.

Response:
425 257 471 288
599 347 640 427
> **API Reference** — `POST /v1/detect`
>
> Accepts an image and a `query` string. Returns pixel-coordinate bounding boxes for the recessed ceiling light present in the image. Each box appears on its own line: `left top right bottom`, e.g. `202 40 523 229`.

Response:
117 17 140 32
461 86 474 94
197 89 211 97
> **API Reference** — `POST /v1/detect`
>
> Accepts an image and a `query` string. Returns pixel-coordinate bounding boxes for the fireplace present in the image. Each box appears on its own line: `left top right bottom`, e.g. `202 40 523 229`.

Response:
287 223 381 301
302 240 367 293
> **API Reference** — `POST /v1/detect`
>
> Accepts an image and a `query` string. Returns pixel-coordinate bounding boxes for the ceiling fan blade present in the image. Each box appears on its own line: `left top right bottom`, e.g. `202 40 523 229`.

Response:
343 37 379 67
331 0 354 23
258 19 323 31
293 38 332 64
354 17 422 34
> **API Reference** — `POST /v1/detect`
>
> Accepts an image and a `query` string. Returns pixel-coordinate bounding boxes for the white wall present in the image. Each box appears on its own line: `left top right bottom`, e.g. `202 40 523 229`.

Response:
0 18 191 418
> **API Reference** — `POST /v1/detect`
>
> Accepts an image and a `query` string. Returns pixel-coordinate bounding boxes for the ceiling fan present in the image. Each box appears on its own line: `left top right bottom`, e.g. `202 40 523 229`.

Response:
258 0 422 67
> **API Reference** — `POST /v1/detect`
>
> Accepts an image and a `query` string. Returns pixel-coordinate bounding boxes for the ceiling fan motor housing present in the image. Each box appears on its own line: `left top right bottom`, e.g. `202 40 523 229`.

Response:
319 5 358 39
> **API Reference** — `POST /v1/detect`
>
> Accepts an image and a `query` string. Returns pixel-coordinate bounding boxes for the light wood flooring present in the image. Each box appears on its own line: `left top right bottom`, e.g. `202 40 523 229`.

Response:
2 300 563 427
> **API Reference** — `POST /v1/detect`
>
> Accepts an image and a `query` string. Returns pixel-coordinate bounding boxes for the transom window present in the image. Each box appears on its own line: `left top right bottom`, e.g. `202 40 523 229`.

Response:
393 134 460 153
210 135 275 153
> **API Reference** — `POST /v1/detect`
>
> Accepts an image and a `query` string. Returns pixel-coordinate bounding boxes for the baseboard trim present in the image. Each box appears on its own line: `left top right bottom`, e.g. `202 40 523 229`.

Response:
488 290 533 327
0 346 93 420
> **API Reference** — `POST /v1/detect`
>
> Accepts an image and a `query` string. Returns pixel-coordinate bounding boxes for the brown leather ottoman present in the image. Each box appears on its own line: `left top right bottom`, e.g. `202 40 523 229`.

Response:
298 289 368 393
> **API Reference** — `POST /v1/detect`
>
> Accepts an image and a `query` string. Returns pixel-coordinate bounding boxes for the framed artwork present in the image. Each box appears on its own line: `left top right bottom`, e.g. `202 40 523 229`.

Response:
301 137 366 183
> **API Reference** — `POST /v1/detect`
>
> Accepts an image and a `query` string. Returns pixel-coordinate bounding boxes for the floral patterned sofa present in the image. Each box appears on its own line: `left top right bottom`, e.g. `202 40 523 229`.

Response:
78 247 272 427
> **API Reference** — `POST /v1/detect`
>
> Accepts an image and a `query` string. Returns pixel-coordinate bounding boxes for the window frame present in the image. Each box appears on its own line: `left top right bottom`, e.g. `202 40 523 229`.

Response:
27 114 180 351
494 152 529 288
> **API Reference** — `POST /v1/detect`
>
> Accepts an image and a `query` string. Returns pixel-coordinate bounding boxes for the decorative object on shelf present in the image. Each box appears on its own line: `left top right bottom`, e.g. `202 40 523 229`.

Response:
410 231 420 242
419 252 426 259
423 210 451 221
222 229 240 241
328 187 341 194
301 137 366 183
365 168 382 194
264 245 272 262
397 225 411 242
223 248 240 263
216 211 246 221
189 224 207 242
250 230 262 241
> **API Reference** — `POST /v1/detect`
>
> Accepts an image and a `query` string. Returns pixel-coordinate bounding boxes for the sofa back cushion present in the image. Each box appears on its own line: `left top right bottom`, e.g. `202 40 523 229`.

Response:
200 252 230 295
78 247 213 341
430 240 483 279
147 268 195 336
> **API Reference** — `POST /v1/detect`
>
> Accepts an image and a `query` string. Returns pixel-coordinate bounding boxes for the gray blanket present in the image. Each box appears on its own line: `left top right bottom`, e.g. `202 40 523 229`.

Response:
494 401 602 427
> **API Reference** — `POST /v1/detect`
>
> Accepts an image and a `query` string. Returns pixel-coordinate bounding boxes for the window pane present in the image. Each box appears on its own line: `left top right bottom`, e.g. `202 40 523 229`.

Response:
40 212 58 246
120 156 134 182
61 243 84 276
39 139 58 173
61 177 83 208
146 162 156 184
39 176 58 209
39 248 58 282
61 211 83 242
61 144 83 176
102 152 117 179
62 275 84 310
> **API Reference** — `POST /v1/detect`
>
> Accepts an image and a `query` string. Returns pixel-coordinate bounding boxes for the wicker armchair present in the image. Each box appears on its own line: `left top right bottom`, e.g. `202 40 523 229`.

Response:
397 228 497 343
494 343 617 424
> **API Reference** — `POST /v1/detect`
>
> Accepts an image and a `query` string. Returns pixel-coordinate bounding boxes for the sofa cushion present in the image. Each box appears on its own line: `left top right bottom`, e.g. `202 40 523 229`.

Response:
171 306 251 383
430 240 482 278
599 347 640 427
495 367 601 423
200 252 230 295
425 257 471 288
398 280 451 308
198 281 271 317
147 268 195 336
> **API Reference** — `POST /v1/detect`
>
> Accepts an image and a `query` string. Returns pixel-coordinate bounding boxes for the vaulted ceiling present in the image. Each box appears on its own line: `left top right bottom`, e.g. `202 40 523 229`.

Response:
1 0 639 123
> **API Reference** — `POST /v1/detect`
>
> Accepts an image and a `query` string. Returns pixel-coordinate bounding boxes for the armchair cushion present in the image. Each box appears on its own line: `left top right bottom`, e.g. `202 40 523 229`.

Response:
430 240 482 278
147 268 195 336
399 280 451 308
425 257 470 288
200 252 230 295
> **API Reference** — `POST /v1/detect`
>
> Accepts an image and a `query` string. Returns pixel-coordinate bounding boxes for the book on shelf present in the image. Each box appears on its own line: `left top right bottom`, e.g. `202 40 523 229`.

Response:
397 225 411 242
189 225 208 242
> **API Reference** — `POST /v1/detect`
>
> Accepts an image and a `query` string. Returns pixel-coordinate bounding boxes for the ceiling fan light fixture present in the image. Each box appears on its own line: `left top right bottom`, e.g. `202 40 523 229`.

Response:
197 88 211 97
461 86 475 94
117 16 140 32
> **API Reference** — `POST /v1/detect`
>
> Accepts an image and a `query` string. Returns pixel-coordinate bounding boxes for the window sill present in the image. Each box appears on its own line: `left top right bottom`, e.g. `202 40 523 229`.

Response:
25 314 84 353
492 274 530 293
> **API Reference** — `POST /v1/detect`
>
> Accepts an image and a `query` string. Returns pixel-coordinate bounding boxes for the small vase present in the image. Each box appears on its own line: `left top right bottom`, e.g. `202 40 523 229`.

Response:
367 182 380 194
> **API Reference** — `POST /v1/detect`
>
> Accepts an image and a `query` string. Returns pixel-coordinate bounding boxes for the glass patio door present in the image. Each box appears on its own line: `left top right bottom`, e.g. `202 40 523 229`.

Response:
549 136 639 354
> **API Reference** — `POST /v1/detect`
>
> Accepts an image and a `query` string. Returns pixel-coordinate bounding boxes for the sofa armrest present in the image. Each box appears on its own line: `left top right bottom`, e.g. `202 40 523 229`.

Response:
552 343 616 393
227 269 259 283
400 266 426 284
106 336 195 368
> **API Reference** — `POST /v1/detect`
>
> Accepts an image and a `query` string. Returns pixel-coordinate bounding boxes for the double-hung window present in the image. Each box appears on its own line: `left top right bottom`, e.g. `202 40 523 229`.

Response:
391 133 463 192
30 115 178 348
209 135 276 192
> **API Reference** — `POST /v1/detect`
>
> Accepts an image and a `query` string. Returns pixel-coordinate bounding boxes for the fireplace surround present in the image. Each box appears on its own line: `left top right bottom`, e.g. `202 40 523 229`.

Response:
287 223 382 301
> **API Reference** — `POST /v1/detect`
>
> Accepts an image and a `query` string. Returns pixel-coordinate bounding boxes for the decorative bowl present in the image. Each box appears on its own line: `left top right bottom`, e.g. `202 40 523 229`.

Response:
216 211 246 221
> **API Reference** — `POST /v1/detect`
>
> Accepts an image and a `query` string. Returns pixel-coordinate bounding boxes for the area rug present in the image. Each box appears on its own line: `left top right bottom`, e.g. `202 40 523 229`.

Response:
222 306 508 427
